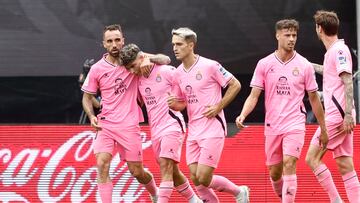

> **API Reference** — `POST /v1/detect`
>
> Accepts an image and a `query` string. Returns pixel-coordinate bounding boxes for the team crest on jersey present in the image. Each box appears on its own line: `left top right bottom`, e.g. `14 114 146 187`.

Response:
156 74 162 82
196 71 202 80
292 67 299 76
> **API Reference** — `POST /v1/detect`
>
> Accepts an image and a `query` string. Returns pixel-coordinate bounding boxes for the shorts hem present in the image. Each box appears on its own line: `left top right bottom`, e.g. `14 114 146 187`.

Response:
159 155 180 163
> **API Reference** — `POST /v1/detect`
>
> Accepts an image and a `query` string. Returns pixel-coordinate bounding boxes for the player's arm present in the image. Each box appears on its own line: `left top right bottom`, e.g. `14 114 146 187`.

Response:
140 53 171 77
144 53 171 65
308 91 328 148
312 63 324 75
167 93 186 111
203 77 241 118
340 72 355 134
82 92 101 130
235 87 262 129
91 96 101 109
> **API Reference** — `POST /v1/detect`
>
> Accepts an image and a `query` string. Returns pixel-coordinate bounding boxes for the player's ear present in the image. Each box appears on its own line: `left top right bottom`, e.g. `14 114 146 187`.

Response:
189 41 195 49
318 25 323 34
121 37 125 47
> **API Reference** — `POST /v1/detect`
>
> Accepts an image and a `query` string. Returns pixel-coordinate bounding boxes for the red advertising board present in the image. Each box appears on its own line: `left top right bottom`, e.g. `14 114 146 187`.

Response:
0 125 359 202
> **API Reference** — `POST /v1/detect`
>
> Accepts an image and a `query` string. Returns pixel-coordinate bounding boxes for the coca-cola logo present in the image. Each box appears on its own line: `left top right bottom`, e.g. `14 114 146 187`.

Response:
0 129 153 202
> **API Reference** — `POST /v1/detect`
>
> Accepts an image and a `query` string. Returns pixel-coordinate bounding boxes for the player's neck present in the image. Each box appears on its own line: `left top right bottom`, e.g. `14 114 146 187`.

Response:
105 54 121 66
182 53 197 70
322 35 339 50
275 49 295 63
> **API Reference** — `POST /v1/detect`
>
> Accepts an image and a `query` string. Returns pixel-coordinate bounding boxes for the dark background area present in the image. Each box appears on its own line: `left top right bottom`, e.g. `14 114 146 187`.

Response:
0 0 357 123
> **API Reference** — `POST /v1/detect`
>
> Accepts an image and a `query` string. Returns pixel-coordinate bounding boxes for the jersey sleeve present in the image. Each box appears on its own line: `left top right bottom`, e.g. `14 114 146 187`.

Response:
250 60 265 90
163 65 176 85
211 62 234 88
335 48 352 75
304 61 318 92
171 70 185 101
81 66 99 94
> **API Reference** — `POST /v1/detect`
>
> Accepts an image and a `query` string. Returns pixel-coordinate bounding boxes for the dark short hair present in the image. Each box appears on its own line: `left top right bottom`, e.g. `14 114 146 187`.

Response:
119 43 141 66
314 10 339 36
103 24 123 39
275 19 299 32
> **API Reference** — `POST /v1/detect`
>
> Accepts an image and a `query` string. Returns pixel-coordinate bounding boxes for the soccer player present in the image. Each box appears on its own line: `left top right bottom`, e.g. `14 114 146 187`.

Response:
305 10 360 203
119 43 202 203
235 19 328 203
168 27 249 203
82 24 170 203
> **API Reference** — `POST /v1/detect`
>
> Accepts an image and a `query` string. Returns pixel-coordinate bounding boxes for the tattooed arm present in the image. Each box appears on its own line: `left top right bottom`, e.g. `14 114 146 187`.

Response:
144 53 171 65
340 72 355 134
312 63 324 75
139 52 171 77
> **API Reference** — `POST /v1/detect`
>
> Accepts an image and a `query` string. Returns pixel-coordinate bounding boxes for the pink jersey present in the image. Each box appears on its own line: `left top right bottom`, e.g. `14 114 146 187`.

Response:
139 64 185 138
81 54 143 127
322 39 355 123
251 52 318 135
173 55 233 140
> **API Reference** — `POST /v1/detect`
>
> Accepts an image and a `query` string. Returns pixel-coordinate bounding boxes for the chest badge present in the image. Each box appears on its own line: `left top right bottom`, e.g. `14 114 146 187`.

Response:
292 67 299 76
196 71 202 80
156 74 162 82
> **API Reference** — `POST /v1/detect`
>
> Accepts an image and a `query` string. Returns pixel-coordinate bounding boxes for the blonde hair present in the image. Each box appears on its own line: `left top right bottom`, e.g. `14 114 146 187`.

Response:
171 27 197 44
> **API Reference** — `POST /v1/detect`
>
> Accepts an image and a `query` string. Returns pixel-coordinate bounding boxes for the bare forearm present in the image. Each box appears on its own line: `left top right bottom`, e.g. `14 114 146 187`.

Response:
312 63 324 75
171 101 186 111
218 78 241 110
341 73 354 114
309 92 326 128
240 96 258 121
91 97 100 109
82 94 96 119
149 54 171 65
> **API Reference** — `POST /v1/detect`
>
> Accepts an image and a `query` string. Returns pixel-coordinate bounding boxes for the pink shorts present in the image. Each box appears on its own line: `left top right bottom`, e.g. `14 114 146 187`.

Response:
151 132 184 163
93 124 143 162
265 131 305 166
310 123 353 158
186 137 224 168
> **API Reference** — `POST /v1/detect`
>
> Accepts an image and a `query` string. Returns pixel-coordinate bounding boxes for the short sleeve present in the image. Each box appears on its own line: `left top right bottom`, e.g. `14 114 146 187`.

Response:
211 62 234 88
81 66 98 94
304 62 318 92
335 48 352 75
250 60 265 89
171 69 185 101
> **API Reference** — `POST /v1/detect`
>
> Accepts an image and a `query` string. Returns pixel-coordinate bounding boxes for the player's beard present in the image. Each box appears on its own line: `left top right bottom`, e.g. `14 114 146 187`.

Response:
284 43 295 52
109 49 119 58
